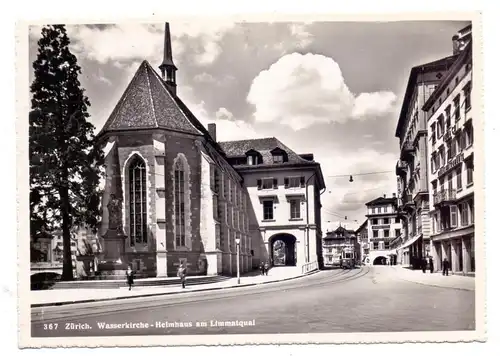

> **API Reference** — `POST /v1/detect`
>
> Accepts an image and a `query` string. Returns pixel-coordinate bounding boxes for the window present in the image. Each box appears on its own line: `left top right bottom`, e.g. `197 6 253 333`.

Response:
456 167 462 190
445 105 451 128
384 241 390 249
383 206 387 213
372 208 376 214
372 242 379 250
285 176 303 188
437 115 444 137
372 218 378 225
372 230 379 238
431 153 436 172
447 175 453 191
446 141 452 161
466 161 474 185
383 218 389 225
453 95 461 121
377 207 381 213
383 230 390 238
174 158 187 247
259 178 277 190
450 205 458 228
290 199 301 219
465 125 474 147
469 200 475 224
431 124 436 143
263 200 274 220
460 203 469 226
228 180 232 202
436 212 441 233
273 154 284 164
129 156 147 246
328 248 332 253
395 229 401 237
395 217 400 223
464 82 471 111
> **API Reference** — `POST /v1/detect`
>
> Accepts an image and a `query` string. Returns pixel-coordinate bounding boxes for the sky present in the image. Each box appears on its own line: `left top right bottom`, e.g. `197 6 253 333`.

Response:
28 20 471 233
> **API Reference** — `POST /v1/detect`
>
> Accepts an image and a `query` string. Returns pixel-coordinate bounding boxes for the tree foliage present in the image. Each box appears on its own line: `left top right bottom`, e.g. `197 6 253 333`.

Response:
30 25 104 280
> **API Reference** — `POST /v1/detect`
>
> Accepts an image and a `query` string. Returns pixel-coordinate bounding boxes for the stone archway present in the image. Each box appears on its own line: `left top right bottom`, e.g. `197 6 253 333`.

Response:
269 233 297 267
373 256 388 265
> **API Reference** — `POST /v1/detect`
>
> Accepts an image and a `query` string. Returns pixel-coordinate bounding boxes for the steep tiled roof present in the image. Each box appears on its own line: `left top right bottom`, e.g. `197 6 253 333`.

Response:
218 137 315 166
99 61 202 136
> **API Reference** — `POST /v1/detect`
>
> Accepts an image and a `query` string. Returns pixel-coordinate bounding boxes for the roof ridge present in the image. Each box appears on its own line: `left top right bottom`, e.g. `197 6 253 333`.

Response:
144 63 159 128
99 61 148 135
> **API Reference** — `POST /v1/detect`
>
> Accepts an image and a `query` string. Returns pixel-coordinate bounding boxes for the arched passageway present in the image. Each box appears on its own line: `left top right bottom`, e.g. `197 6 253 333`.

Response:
373 256 388 265
269 233 297 267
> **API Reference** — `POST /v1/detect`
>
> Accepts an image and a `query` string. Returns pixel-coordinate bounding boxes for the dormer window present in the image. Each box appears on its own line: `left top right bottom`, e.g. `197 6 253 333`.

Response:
270 147 288 164
245 149 263 166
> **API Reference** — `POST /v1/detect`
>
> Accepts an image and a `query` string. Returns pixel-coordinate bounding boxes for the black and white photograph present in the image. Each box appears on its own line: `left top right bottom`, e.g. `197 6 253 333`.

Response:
18 13 484 347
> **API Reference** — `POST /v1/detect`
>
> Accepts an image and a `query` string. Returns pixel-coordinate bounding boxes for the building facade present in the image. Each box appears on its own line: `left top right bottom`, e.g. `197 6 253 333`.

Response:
322 226 357 267
355 219 369 263
365 195 402 265
423 40 474 275
219 139 325 270
394 54 459 269
95 23 325 278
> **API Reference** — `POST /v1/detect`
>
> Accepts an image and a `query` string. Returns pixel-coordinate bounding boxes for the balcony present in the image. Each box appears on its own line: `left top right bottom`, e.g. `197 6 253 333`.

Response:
433 189 457 206
401 194 415 210
401 142 415 159
395 160 408 176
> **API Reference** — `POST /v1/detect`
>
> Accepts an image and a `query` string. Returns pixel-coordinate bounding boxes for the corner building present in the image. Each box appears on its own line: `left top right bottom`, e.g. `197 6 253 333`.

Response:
394 55 459 269
96 23 325 278
423 39 474 275
365 195 402 265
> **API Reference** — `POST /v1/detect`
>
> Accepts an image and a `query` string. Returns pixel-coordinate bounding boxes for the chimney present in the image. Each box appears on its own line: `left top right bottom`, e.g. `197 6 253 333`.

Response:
452 34 460 55
208 123 217 142
393 193 396 198
383 194 386 198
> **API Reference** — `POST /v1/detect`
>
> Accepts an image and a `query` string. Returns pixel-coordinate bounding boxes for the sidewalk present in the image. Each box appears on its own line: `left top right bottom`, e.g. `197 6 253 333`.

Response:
31 266 316 307
390 266 475 291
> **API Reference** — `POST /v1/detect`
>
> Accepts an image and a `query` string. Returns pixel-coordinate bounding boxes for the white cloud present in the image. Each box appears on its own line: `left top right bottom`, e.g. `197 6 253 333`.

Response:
193 72 216 83
288 24 313 49
247 53 397 130
215 107 234 121
64 22 235 68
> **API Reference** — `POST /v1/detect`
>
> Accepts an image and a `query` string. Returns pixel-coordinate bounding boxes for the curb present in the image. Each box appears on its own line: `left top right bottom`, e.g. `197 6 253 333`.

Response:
31 269 321 308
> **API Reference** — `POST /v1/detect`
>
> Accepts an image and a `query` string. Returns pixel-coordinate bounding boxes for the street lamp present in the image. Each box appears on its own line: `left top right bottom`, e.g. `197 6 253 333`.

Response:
235 237 241 284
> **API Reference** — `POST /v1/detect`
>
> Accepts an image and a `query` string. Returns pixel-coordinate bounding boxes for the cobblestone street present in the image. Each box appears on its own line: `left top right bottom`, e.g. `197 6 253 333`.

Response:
31 266 475 337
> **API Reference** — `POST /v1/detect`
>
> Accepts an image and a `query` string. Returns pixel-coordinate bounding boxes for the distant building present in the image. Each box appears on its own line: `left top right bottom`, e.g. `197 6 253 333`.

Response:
423 38 474 275
355 219 369 263
322 225 358 267
365 195 402 265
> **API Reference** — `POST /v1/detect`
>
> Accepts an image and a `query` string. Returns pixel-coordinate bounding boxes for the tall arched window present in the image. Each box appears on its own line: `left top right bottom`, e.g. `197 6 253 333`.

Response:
174 159 186 247
128 156 147 246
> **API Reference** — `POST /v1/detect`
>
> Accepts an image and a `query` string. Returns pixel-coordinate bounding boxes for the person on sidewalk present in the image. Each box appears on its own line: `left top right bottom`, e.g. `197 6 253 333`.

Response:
429 257 434 274
264 261 269 276
259 262 265 276
126 265 134 291
442 258 450 276
177 262 187 289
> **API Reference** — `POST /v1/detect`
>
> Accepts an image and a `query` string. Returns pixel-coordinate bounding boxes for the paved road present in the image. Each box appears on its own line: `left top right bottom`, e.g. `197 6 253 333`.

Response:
31 266 475 337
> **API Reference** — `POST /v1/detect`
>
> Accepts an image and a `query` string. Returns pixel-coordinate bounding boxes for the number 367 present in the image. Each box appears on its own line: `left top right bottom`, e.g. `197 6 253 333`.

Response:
43 323 58 330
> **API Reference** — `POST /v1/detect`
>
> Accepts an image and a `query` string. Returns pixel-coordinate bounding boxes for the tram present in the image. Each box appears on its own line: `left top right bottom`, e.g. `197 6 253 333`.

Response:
340 247 356 269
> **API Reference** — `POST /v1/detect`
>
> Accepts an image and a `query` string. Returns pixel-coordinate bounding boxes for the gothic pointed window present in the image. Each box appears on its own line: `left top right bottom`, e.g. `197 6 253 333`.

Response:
128 156 147 246
174 159 186 247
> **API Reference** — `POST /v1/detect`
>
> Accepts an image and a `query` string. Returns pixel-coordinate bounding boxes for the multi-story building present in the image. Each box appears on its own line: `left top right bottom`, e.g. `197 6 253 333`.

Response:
422 39 474 275
94 23 325 278
322 225 357 267
394 52 459 269
220 138 325 270
355 219 369 263
365 195 402 265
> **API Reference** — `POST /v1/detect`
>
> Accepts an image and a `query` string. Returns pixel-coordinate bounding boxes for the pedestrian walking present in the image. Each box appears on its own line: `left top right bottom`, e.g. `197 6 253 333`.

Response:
126 265 134 291
421 257 427 273
442 258 450 276
429 257 434 274
177 262 187 288
264 261 269 276
259 262 265 275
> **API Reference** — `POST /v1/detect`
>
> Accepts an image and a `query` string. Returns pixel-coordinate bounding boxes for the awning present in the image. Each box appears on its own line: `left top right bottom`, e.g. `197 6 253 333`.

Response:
397 233 421 251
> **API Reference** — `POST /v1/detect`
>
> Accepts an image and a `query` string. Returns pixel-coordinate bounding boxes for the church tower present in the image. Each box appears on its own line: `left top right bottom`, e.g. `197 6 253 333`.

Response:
159 23 177 96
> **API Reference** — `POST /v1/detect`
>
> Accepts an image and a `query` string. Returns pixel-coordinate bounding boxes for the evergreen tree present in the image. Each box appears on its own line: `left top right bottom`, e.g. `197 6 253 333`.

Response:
30 25 104 280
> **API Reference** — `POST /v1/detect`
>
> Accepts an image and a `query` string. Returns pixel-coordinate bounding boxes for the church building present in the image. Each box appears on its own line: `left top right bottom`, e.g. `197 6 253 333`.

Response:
96 23 325 278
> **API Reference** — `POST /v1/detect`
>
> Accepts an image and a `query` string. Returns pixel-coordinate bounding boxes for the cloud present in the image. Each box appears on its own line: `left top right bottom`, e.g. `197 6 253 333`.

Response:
247 53 397 130
193 72 216 83
215 107 234 121
62 22 235 68
288 24 313 49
